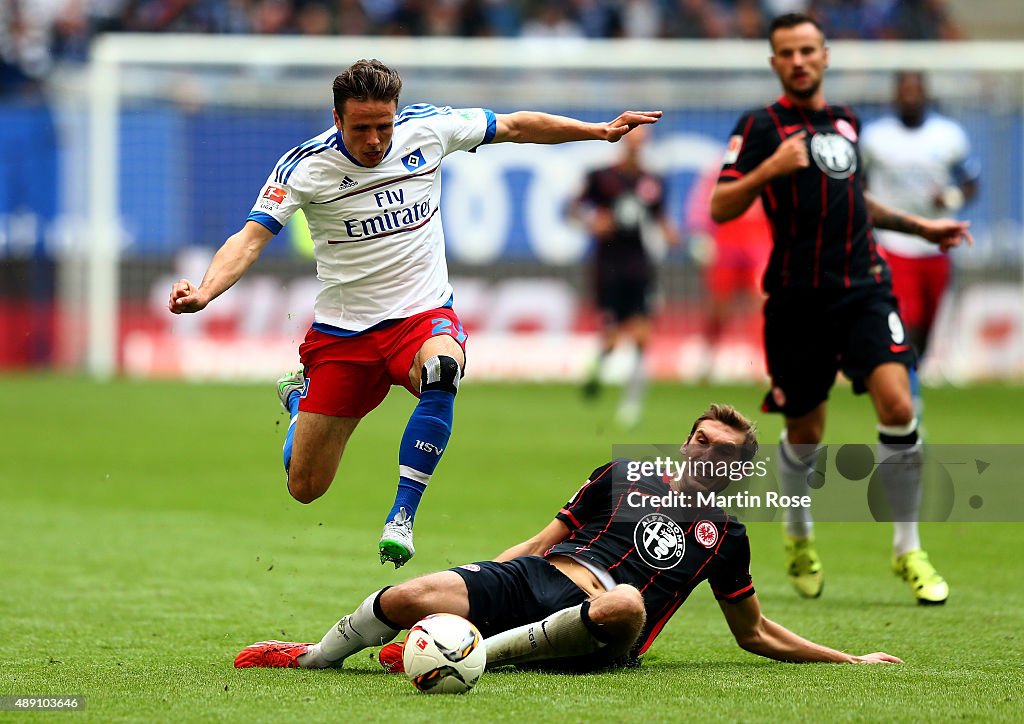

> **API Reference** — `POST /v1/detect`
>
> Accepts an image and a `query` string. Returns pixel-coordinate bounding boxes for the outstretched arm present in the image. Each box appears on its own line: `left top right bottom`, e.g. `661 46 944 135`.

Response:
168 221 274 314
494 519 570 562
719 594 902 664
865 192 973 252
493 110 662 145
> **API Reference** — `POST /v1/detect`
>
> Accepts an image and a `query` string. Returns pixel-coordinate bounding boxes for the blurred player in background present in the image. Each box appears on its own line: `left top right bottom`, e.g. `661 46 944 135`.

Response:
234 404 902 672
711 14 972 604
168 58 663 568
861 71 979 413
685 163 771 380
576 125 679 429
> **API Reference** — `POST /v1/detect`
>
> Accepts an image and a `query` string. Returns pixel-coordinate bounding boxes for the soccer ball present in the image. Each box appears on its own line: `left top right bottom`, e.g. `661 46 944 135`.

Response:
402 613 486 694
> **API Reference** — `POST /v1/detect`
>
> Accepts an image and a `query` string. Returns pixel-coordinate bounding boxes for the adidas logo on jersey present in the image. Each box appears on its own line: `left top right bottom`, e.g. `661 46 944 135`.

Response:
338 175 358 190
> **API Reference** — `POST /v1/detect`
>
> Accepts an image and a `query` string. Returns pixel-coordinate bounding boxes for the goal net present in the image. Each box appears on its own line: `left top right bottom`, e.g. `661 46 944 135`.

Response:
55 35 1024 381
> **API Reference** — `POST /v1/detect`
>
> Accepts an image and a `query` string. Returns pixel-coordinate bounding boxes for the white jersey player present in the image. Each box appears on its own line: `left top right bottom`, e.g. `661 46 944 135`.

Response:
168 58 663 568
861 71 979 362
248 103 492 332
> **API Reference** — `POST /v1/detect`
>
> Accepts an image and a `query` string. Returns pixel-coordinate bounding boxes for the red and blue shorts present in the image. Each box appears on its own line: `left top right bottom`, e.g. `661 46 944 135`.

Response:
297 307 467 419
880 250 951 331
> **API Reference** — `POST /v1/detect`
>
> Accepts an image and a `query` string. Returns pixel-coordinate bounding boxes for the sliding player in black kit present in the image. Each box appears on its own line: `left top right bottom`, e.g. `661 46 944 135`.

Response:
235 404 901 673
711 13 973 604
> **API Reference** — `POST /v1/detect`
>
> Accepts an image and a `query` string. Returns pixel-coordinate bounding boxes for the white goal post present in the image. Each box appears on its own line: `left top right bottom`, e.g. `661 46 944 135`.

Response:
80 34 1024 379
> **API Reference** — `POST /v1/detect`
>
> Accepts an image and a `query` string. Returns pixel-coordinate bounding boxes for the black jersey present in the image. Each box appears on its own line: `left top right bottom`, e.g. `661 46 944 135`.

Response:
547 460 755 657
580 166 666 281
719 96 890 293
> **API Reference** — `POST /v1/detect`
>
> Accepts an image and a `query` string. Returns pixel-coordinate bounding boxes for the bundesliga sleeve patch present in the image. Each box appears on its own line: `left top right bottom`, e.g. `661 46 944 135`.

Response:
834 118 858 143
722 135 743 165
261 185 288 209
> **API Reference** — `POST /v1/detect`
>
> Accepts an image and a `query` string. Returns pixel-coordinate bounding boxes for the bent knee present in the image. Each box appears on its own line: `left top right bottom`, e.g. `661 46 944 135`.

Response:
286 473 331 504
379 582 426 628
786 421 824 446
287 484 322 505
381 581 419 613
611 584 646 619
590 585 645 628
877 398 916 427
420 354 462 395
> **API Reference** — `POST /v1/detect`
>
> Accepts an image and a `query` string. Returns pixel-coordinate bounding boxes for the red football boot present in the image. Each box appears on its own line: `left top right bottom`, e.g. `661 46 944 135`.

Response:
378 641 405 674
234 640 312 669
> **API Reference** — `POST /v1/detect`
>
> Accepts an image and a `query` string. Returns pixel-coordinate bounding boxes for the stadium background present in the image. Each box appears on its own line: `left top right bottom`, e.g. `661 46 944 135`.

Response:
2 0 1024 384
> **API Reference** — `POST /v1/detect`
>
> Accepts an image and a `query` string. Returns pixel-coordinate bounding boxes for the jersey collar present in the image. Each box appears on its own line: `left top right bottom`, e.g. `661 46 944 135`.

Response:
777 94 828 112
335 130 394 168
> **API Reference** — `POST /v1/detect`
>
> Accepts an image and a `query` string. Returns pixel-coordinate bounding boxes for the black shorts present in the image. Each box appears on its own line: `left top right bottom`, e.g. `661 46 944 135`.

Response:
596 277 651 323
451 556 588 639
762 286 917 418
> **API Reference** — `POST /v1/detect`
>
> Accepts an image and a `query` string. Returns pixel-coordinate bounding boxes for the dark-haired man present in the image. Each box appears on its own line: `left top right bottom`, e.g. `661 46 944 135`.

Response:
711 15 972 604
234 404 902 672
168 59 663 568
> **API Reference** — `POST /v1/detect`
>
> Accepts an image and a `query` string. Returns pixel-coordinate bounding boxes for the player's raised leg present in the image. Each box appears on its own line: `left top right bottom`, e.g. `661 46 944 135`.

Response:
866 362 948 604
235 571 470 669
379 330 466 568
278 368 360 504
285 412 360 504
280 354 387 505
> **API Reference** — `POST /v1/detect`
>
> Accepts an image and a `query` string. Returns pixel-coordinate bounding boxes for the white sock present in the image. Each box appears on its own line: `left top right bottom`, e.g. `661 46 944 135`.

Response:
298 589 399 669
892 521 921 557
484 602 606 667
778 431 821 538
620 346 647 411
877 420 923 557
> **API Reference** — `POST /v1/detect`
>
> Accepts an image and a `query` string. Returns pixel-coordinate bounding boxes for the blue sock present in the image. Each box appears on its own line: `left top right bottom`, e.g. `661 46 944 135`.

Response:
282 390 301 473
388 389 455 524
390 478 427 522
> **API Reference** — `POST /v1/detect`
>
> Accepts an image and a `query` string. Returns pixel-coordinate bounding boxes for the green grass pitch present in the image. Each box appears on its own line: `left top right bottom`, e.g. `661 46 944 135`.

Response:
2 376 1022 722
